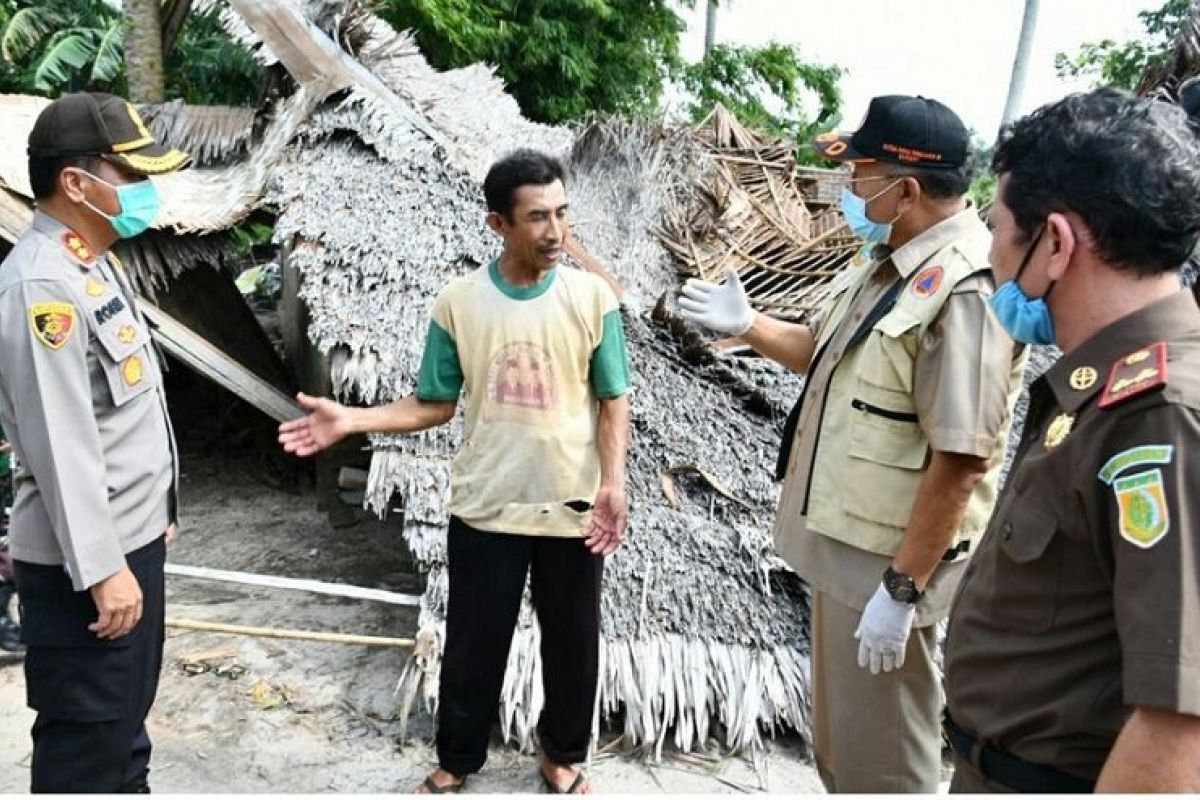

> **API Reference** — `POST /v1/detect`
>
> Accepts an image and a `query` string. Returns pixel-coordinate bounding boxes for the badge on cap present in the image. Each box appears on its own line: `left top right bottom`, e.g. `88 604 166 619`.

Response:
61 231 95 266
1099 342 1167 409
122 355 144 387
29 302 76 350
911 266 943 298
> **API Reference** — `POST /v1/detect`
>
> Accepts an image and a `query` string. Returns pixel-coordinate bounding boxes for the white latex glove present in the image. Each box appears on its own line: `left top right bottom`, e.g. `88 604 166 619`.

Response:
854 582 917 675
677 268 755 336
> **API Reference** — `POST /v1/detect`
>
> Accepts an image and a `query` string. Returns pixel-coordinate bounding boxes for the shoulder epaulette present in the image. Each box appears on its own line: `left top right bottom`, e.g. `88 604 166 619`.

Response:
61 230 96 267
1098 341 1167 409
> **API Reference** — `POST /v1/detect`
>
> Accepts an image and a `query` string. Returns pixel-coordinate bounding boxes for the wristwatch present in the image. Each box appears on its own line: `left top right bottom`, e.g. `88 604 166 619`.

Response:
883 566 923 605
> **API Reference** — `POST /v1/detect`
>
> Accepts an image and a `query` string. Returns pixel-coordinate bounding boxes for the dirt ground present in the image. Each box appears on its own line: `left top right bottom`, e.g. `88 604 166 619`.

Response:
0 450 824 793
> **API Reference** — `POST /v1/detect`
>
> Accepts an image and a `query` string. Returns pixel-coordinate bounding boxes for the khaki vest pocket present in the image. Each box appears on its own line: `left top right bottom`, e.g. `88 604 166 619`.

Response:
841 407 929 529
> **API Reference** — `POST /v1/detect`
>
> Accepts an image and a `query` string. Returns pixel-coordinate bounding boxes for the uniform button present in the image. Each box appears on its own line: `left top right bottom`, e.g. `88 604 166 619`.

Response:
1003 522 1013 540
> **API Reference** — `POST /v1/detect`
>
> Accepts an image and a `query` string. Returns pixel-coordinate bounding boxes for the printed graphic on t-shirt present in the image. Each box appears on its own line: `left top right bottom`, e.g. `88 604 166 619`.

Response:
486 342 558 412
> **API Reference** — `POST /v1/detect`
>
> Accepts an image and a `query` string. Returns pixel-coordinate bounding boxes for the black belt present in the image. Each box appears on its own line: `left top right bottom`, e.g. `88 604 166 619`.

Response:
943 714 1095 794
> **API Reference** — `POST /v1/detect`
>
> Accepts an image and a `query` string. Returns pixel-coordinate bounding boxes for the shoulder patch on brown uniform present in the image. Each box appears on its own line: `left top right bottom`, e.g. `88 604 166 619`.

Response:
1098 342 1167 409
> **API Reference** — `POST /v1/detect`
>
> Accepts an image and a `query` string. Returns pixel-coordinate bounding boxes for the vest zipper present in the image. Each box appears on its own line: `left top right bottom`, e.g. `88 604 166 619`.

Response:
850 398 919 423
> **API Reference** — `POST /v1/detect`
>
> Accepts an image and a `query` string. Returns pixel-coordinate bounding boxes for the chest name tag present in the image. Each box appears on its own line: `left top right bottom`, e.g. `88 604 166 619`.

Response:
94 296 126 326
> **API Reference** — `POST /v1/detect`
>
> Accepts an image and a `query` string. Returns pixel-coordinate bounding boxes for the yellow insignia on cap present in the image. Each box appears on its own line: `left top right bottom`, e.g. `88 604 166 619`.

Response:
84 278 107 297
121 355 144 387
117 324 137 345
29 302 76 350
1069 366 1097 391
1044 413 1074 450
1115 468 1170 548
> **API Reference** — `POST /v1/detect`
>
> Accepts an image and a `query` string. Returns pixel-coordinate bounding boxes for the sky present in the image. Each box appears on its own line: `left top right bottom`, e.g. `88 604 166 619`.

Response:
674 0 1162 140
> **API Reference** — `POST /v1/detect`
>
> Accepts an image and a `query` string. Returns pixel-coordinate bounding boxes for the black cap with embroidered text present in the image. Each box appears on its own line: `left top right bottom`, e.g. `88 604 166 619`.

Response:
27 92 191 176
813 95 969 170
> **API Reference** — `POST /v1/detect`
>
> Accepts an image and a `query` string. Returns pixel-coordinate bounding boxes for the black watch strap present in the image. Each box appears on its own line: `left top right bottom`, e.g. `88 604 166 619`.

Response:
883 566 923 605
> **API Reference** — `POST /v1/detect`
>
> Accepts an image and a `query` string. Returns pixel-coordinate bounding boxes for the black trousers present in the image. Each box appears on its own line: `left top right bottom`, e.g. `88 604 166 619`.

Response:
14 536 166 793
437 517 603 775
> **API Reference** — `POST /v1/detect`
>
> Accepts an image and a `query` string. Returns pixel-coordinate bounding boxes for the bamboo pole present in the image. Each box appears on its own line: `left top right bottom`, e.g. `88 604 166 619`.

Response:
166 617 415 648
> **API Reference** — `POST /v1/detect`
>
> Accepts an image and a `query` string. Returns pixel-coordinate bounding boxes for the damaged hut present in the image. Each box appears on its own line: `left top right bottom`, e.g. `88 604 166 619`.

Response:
0 0 968 758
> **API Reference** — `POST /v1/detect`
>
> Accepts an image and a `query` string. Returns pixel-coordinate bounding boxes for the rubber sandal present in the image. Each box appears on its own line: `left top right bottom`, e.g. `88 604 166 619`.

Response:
540 768 588 794
421 774 467 794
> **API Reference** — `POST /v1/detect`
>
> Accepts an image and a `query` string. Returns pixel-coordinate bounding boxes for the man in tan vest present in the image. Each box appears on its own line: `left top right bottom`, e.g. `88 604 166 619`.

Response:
679 95 1026 792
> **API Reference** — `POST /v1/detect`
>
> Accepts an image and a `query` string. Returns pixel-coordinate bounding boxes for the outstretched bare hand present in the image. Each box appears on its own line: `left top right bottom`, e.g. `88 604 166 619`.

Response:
278 392 353 457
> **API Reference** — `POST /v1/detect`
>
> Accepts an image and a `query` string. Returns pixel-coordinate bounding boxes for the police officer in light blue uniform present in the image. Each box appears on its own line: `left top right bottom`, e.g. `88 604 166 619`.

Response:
0 92 190 793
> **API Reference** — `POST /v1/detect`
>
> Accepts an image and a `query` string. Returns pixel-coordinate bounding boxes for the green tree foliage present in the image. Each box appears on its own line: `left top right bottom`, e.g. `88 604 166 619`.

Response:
679 42 842 153
0 0 261 104
376 0 687 123
1055 0 1189 89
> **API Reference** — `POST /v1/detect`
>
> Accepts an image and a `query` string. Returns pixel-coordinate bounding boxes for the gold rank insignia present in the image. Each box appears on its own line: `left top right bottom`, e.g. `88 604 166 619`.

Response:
1099 342 1167 409
1044 413 1074 450
1069 366 1097 391
122 355 144 387
61 231 95 266
29 302 76 350
117 324 137 345
84 277 108 297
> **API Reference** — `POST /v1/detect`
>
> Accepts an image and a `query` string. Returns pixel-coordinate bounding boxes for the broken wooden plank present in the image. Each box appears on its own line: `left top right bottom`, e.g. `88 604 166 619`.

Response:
166 617 415 648
140 302 304 422
165 563 422 607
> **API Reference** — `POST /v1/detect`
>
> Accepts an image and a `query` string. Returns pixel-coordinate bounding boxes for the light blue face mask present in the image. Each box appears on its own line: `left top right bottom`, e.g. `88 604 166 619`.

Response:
989 227 1056 345
80 171 161 239
839 178 903 244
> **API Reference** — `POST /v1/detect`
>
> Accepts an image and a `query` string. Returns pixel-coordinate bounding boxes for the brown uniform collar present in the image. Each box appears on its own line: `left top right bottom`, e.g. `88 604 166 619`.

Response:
1040 290 1200 413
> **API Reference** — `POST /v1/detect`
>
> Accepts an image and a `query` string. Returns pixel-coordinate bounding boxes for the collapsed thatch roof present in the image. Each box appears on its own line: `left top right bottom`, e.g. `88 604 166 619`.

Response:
655 106 857 322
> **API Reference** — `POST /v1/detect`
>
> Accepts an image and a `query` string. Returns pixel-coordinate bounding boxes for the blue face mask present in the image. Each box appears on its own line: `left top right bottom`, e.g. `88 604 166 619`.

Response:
80 172 161 239
989 227 1055 345
840 179 902 244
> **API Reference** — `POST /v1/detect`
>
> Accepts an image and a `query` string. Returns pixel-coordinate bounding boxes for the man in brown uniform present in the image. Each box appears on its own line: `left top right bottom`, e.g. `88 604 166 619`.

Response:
944 88 1200 792
680 96 1026 792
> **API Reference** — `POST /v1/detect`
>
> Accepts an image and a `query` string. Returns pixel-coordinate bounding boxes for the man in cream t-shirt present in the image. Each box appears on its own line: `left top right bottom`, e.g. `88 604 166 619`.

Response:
280 149 631 795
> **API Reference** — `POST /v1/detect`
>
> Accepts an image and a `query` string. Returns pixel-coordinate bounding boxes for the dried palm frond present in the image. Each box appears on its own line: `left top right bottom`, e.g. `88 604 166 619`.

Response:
139 100 260 165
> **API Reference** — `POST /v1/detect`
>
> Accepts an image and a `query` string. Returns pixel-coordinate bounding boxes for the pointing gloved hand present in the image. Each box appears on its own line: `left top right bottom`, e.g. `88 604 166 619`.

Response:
854 582 916 674
678 268 756 336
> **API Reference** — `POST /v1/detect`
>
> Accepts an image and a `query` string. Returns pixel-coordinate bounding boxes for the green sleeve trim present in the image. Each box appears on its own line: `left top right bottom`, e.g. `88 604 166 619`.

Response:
590 309 632 398
415 319 464 401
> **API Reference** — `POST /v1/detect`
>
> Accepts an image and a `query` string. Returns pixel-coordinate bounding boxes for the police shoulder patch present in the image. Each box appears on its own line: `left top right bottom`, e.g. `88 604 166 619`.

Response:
1099 342 1167 409
29 302 76 350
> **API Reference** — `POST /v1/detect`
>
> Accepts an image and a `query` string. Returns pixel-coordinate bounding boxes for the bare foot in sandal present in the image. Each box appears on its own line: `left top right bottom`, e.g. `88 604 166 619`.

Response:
414 768 467 794
539 758 593 794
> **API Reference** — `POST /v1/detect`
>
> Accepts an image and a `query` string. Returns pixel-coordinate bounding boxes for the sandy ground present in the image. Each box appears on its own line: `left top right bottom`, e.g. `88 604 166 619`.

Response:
0 451 824 794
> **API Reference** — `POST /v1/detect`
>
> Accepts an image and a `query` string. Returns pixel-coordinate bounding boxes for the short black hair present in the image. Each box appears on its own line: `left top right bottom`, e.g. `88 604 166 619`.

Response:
29 154 98 199
883 156 975 200
993 88 1200 277
483 149 566 218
